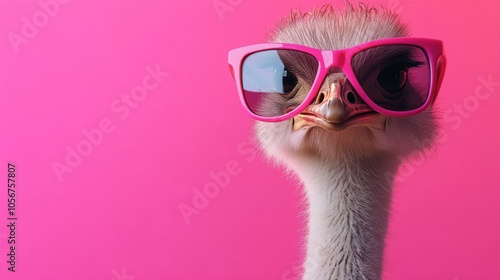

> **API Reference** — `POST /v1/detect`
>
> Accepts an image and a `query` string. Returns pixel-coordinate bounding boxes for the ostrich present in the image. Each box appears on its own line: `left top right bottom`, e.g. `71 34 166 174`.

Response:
228 3 446 280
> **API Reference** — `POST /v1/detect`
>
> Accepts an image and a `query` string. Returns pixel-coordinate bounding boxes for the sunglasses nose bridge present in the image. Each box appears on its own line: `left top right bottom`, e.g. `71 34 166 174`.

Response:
321 49 345 69
315 50 360 104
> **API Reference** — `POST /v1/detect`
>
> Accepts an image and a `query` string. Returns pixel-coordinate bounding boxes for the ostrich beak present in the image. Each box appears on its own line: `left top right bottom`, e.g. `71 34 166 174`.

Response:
293 76 386 131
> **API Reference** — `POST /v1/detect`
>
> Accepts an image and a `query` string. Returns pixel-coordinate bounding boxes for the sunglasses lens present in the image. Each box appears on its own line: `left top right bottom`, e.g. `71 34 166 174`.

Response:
241 49 318 117
352 45 430 112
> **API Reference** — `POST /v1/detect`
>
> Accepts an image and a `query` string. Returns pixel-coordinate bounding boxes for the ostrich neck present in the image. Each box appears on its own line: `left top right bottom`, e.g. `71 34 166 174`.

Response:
298 154 399 280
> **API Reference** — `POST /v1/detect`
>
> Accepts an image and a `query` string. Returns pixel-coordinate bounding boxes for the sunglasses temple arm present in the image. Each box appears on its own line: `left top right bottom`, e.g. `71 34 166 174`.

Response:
229 65 235 79
431 53 447 103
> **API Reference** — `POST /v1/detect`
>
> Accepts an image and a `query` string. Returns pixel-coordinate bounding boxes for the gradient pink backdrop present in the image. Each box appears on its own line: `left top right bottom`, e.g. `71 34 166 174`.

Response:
0 0 499 279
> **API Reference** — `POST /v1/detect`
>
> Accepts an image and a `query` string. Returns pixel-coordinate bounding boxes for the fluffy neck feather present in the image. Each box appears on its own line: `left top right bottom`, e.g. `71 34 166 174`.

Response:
256 112 437 279
297 153 399 280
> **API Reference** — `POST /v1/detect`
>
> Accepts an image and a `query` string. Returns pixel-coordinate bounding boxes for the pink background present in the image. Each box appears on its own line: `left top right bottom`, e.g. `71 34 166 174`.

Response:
0 0 499 279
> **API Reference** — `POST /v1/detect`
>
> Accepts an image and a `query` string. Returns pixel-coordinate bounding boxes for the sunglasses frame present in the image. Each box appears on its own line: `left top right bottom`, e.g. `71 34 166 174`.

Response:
228 37 446 122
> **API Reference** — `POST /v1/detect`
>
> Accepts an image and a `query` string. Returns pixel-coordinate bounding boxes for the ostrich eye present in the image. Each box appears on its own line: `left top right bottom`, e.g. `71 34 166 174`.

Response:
282 68 298 94
377 62 408 94
351 45 430 111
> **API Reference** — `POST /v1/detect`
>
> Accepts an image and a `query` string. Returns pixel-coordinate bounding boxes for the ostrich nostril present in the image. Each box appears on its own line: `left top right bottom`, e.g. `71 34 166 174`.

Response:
346 91 356 104
316 92 326 104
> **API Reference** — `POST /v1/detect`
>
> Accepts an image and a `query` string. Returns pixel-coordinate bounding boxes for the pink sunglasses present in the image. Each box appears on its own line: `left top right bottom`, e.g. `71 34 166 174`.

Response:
228 37 446 122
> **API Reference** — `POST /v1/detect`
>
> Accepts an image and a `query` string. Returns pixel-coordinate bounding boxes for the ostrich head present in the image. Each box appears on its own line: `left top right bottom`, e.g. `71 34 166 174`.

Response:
239 4 447 170
229 4 446 279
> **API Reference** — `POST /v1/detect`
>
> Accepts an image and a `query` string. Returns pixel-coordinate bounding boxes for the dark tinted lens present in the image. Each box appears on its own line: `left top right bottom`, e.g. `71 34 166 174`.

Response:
241 49 318 117
352 45 430 111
